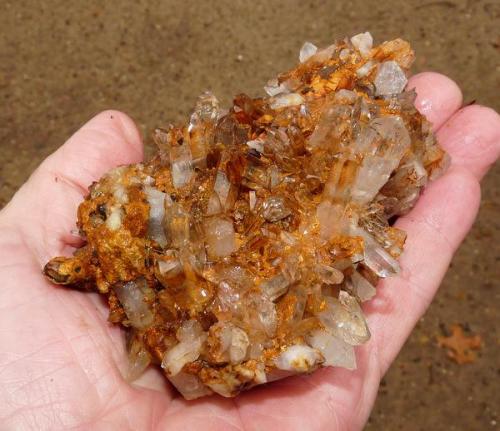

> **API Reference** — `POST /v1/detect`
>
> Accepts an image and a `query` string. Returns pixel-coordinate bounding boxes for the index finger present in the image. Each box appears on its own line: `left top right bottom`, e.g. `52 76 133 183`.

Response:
406 72 463 131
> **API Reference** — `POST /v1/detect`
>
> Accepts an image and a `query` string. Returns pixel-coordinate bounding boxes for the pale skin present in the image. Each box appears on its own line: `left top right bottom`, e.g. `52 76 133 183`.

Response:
0 72 499 431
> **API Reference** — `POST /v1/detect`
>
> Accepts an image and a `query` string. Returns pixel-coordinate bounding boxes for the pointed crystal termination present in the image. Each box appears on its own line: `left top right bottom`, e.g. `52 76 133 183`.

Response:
299 41 318 63
350 32 373 58
374 61 408 96
43 33 448 399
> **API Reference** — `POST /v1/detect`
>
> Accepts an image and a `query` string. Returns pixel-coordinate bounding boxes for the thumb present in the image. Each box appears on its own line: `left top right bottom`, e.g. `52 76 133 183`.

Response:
0 110 143 263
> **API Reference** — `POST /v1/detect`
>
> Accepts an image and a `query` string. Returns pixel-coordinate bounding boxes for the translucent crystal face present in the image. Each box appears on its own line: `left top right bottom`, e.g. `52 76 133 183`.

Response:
44 33 448 400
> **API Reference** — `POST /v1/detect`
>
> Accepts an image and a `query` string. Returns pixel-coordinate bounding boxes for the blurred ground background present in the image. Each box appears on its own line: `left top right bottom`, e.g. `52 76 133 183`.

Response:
0 0 498 429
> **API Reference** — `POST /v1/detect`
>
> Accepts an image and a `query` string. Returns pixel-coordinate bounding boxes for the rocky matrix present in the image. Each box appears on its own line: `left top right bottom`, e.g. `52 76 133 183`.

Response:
44 33 448 399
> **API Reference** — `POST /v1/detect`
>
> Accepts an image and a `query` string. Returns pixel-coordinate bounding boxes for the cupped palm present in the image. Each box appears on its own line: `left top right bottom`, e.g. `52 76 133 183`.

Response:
1 72 499 431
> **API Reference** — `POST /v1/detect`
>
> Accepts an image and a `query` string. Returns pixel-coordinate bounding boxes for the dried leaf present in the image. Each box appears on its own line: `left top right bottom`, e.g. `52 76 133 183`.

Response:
437 324 482 364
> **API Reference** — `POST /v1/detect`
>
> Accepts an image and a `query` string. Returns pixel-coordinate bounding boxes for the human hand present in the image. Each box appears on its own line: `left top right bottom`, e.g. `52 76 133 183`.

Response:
0 72 498 431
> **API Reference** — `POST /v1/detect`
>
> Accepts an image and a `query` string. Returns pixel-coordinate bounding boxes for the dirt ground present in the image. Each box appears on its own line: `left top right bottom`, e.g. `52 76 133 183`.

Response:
0 1 498 429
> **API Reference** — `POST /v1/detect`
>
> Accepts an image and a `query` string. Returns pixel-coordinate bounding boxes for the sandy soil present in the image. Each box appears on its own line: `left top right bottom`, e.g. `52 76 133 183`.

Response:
0 1 498 429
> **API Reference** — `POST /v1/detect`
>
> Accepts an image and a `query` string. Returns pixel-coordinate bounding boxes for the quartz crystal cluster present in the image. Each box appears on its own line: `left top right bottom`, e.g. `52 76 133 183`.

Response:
44 33 448 399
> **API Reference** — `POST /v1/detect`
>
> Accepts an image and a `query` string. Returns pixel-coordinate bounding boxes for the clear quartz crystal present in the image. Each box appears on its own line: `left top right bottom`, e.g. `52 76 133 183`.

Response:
264 78 289 96
374 61 408 96
259 272 291 300
170 144 194 189
156 252 182 281
308 330 356 369
316 201 349 240
351 116 411 204
350 270 376 301
162 320 207 376
210 323 250 364
114 279 154 329
190 91 220 124
316 264 344 284
249 295 278 336
333 89 357 104
44 34 447 400
262 196 291 222
204 217 237 258
356 60 375 77
317 293 370 346
127 334 152 380
164 200 190 248
207 171 232 215
299 41 318 62
270 93 305 109
352 226 400 277
350 32 373 57
144 186 168 246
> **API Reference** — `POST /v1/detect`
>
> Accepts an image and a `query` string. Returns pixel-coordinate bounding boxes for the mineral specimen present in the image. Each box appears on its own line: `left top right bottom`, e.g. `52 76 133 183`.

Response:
44 33 448 399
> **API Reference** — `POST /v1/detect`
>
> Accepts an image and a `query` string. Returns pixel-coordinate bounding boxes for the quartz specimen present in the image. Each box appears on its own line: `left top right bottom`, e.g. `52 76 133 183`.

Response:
44 33 448 399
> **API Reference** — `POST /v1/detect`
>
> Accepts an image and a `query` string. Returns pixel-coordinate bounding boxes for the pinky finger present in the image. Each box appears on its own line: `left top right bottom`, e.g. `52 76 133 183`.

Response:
436 104 500 180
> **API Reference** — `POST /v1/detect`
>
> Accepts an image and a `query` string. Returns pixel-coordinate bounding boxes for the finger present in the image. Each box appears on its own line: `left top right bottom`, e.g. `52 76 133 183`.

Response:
40 109 143 191
436 105 500 180
366 166 480 374
409 73 500 180
406 72 463 131
1 110 143 262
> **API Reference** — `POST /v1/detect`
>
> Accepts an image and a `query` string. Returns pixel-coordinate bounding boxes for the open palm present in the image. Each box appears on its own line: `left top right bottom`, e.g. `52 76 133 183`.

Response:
1 72 498 431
